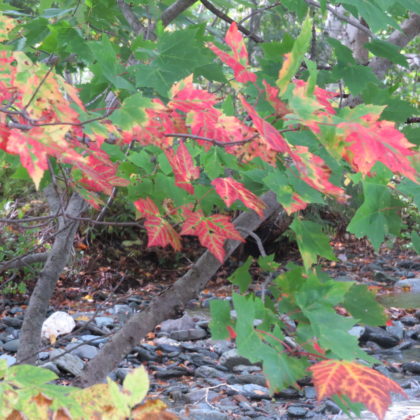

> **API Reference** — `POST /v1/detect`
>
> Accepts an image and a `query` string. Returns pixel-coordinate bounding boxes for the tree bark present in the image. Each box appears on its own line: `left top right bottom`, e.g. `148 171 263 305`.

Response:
77 191 288 387
16 187 87 365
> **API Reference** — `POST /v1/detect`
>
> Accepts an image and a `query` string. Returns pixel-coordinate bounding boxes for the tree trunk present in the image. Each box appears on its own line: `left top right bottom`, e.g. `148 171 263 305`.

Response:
77 191 289 387
16 187 86 365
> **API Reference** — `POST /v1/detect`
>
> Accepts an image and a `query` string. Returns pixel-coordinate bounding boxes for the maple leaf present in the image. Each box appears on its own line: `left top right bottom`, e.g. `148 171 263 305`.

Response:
211 177 266 217
338 116 418 182
134 198 181 251
263 81 290 118
207 22 256 84
309 360 407 420
284 193 309 215
165 141 200 194
291 146 347 201
239 94 292 154
77 152 129 196
180 208 244 262
169 74 219 112
0 15 15 42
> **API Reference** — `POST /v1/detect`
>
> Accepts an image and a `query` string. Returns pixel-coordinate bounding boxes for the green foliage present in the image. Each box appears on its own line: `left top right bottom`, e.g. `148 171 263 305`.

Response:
0 1 418 418
0 360 160 419
210 260 381 392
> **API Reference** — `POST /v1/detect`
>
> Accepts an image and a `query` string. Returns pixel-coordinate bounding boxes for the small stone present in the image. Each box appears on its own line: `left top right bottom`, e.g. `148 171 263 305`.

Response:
227 373 267 387
232 365 261 374
3 339 19 353
402 361 420 374
160 314 196 333
79 335 107 346
170 327 207 341
181 408 229 420
0 354 16 366
94 316 114 328
400 315 418 326
38 352 50 360
8 307 23 315
2 317 23 328
195 366 226 379
397 261 420 270
374 271 397 284
374 365 392 378
155 366 193 379
66 343 98 360
303 386 317 399
116 368 131 381
394 278 420 293
324 400 340 414
275 387 300 399
220 349 253 370
386 321 404 341
134 346 159 362
51 349 84 376
41 362 61 375
362 326 399 348
229 384 270 400
157 343 181 354
185 388 219 404
287 405 309 417
348 326 365 338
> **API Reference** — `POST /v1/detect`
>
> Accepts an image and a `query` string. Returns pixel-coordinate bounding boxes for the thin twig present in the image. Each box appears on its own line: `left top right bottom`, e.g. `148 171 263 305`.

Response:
200 0 264 43
165 132 258 146
23 62 55 110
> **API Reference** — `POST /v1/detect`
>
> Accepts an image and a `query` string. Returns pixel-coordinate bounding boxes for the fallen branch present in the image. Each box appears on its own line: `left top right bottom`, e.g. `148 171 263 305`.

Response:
77 191 288 387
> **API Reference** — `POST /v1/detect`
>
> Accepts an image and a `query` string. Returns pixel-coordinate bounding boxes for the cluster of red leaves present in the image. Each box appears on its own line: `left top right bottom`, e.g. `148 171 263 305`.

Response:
0 19 417 263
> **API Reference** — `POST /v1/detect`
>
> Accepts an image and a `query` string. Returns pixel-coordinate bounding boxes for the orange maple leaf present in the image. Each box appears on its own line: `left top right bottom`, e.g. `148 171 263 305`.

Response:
309 360 407 420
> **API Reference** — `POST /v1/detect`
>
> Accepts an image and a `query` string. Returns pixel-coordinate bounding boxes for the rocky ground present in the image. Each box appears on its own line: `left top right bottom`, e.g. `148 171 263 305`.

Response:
1 239 420 420
1 261 420 419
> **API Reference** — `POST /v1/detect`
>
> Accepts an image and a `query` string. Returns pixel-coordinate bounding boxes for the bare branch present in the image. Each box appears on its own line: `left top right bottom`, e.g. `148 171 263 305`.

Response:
305 0 375 39
116 0 146 36
161 0 199 26
0 252 49 273
238 2 284 26
370 13 420 80
200 0 264 43
164 132 258 146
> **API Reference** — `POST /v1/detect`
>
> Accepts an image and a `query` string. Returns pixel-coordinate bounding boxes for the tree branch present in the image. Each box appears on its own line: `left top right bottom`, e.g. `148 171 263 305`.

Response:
370 13 420 80
0 252 49 273
161 0 199 26
344 13 420 107
305 0 375 39
116 0 146 36
200 0 264 43
77 192 288 387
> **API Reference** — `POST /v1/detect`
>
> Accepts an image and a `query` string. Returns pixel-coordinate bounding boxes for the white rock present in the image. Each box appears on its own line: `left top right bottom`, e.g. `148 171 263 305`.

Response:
41 311 76 342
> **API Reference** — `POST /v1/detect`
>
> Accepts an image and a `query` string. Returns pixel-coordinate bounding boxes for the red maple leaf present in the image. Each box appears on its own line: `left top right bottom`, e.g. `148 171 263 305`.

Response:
239 94 292 154
180 208 244 262
291 146 347 201
339 115 417 182
263 81 290 118
169 74 219 112
207 22 256 84
211 177 266 217
165 141 200 194
134 197 181 251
